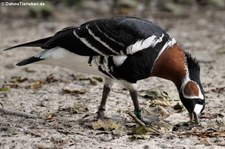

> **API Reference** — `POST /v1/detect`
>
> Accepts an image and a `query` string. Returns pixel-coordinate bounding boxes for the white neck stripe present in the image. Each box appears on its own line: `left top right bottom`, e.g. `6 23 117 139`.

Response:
151 37 176 73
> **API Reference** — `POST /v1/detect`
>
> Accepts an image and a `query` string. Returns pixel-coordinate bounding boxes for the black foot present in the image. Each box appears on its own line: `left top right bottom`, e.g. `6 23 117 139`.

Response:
96 108 109 120
138 117 154 125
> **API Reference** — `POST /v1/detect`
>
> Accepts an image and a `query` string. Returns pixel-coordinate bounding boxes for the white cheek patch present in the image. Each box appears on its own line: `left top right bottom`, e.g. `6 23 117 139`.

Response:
194 104 203 115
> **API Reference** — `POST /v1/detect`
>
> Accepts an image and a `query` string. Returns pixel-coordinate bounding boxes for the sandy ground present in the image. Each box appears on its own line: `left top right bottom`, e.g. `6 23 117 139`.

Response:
0 8 225 149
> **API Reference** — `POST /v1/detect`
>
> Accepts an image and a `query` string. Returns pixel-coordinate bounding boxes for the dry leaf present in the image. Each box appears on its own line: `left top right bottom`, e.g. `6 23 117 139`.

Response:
0 87 10 92
178 128 225 138
139 90 172 107
10 76 28 83
78 76 101 85
127 109 172 135
156 121 173 133
0 86 9 98
63 84 86 94
139 90 170 99
151 100 170 107
73 103 89 114
211 131 225 137
46 74 59 83
195 138 211 146
112 126 127 136
156 106 170 119
77 76 90 81
89 78 98 85
130 126 148 135
31 80 43 89
47 113 54 120
216 46 225 54
130 125 163 135
2 83 18 88
92 76 103 82
146 126 163 135
91 119 119 131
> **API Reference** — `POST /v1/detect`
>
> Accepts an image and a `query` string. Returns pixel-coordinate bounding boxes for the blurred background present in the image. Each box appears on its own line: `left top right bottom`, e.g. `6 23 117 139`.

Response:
1 0 225 21
0 0 224 22
0 1 225 148
1 0 225 50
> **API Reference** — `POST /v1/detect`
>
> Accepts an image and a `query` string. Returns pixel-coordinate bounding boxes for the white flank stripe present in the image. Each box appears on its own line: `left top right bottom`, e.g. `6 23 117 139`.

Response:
95 24 125 47
92 56 107 72
113 55 127 66
73 30 105 56
93 56 115 78
86 26 120 55
151 38 176 72
194 104 203 115
127 35 157 54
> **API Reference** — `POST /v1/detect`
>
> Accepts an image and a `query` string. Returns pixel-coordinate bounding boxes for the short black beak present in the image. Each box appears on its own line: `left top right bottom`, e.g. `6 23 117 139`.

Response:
189 112 200 125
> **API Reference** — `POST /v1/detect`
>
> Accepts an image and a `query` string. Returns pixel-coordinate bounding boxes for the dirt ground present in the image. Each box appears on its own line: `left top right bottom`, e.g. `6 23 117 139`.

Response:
0 7 225 149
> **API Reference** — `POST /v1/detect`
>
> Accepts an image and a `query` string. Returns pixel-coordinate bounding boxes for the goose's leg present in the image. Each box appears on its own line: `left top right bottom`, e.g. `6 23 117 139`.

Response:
123 82 151 124
97 77 113 119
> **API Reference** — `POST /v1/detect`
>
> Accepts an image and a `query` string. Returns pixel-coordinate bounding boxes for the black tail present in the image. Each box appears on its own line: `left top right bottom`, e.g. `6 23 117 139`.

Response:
16 56 44 66
3 37 52 51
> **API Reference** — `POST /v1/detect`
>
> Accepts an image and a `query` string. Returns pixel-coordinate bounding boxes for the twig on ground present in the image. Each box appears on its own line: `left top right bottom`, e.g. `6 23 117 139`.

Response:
127 111 146 127
0 104 37 118
127 110 162 135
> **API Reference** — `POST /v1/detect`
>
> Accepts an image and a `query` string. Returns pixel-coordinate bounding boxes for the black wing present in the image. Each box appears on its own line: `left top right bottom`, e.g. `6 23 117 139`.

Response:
73 16 171 55
42 16 171 56
4 17 172 57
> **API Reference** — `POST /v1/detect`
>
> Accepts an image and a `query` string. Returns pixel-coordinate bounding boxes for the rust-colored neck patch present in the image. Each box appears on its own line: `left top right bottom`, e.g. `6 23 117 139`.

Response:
183 81 199 97
151 44 187 88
